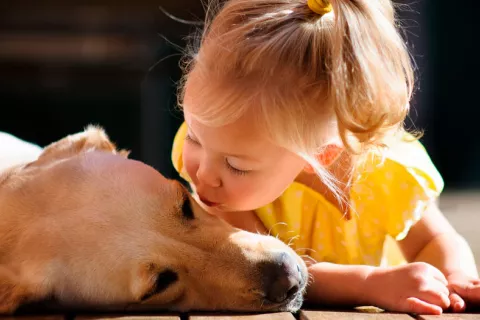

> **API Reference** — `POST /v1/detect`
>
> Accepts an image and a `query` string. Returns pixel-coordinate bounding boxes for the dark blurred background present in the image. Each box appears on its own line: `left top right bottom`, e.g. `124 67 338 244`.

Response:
0 0 479 189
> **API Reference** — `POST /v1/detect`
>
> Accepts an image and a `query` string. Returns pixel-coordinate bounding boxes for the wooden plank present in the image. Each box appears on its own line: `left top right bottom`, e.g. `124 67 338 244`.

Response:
417 314 480 320
300 310 414 320
188 313 294 320
76 316 180 320
0 317 66 320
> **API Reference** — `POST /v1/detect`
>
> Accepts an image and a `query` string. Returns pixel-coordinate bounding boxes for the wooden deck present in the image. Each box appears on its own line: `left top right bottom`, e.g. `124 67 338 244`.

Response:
439 191 480 267
3 310 480 320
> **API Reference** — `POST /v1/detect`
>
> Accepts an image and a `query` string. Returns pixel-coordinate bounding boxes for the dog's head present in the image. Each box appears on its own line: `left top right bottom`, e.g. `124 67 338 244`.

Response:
0 127 307 314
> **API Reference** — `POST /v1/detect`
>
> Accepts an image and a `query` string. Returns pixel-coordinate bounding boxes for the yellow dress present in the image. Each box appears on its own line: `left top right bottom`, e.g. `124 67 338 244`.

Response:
171 123 444 266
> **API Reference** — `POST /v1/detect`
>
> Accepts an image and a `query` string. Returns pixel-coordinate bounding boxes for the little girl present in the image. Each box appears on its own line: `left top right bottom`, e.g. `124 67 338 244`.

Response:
170 0 480 314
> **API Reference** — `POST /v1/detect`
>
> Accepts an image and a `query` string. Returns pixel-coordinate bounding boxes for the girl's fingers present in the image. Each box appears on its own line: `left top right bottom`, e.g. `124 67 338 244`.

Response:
405 297 443 315
449 293 466 312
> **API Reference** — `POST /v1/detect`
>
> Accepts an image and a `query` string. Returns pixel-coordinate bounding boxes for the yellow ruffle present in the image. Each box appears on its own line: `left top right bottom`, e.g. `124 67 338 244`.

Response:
171 122 191 183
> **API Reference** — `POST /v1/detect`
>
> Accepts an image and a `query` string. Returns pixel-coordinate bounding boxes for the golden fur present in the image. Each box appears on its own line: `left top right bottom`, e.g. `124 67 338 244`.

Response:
0 127 307 313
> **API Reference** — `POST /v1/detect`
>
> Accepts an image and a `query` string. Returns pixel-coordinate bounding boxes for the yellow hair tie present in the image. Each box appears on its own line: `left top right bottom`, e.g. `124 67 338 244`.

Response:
307 0 333 15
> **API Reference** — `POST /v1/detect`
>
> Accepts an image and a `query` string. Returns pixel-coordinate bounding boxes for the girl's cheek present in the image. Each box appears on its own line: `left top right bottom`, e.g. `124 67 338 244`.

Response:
224 180 253 202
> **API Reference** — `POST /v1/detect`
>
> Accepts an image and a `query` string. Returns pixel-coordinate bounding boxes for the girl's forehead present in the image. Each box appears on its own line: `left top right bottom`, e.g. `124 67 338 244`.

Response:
185 111 261 143
184 110 288 160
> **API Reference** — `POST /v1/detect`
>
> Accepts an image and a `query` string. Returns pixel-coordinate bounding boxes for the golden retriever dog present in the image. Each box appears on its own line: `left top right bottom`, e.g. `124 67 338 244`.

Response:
0 127 308 314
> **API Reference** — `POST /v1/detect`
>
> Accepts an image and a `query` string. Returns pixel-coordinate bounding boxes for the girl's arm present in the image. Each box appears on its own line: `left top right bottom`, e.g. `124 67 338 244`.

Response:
398 201 477 277
306 263 374 306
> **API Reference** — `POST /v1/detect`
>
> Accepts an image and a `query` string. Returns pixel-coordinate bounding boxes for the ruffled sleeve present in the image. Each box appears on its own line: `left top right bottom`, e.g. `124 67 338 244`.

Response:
357 132 444 241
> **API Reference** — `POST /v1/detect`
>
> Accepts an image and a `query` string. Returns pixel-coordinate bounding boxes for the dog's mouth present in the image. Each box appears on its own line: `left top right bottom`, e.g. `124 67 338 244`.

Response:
260 292 304 312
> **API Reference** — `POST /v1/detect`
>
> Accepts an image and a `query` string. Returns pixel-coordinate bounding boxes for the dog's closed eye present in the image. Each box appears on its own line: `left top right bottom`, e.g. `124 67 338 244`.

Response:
181 197 194 220
141 269 179 301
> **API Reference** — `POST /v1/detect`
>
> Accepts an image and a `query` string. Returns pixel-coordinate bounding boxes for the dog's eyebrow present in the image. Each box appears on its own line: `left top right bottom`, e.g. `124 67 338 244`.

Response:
181 196 195 220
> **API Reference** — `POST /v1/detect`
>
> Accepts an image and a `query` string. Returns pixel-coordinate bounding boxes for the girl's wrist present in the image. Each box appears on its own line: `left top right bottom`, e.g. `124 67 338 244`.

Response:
306 263 386 307
363 265 391 306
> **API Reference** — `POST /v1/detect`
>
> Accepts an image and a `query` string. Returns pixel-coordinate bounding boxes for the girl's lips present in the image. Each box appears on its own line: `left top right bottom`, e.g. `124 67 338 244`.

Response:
198 196 220 207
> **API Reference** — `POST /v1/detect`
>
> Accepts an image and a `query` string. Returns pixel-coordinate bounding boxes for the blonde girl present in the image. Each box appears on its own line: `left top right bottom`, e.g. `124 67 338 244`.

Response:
171 0 480 314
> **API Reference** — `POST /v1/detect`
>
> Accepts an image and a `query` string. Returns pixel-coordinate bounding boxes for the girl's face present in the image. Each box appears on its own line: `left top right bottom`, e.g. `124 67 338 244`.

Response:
182 111 306 212
181 72 339 213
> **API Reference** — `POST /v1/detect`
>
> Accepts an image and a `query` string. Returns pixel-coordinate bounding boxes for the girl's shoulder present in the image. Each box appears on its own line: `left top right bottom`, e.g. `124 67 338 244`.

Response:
350 131 444 240
356 131 444 198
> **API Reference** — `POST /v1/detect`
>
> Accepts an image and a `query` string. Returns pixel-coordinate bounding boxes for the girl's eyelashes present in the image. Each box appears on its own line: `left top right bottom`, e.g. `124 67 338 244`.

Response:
186 132 250 176
185 133 199 145
225 158 250 176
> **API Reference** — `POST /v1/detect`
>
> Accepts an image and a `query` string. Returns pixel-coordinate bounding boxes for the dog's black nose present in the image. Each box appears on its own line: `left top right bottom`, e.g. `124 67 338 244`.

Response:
262 252 303 303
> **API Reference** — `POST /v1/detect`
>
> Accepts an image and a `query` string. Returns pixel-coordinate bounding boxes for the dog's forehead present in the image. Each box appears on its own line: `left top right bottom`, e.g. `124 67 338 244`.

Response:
93 155 174 191
81 152 184 205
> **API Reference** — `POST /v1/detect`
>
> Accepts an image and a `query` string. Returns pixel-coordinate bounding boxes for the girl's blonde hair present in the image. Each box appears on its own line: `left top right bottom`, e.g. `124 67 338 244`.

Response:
178 0 414 207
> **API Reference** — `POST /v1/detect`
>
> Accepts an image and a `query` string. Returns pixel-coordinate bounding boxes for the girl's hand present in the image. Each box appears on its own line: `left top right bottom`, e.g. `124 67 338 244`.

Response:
368 262 450 314
447 272 480 312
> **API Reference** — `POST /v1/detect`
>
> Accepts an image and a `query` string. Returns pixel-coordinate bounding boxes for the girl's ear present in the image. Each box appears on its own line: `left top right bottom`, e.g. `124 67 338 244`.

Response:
303 162 316 174
303 144 344 173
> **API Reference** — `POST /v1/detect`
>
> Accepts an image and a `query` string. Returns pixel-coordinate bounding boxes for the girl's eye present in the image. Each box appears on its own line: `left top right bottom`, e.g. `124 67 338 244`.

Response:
225 159 250 176
185 134 199 145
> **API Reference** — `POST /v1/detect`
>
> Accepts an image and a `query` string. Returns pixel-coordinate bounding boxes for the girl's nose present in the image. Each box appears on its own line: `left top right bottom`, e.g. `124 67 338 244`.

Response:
196 164 221 188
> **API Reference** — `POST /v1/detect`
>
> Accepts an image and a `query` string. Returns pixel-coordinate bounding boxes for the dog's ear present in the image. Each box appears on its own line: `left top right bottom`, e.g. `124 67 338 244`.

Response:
33 125 130 166
0 266 34 314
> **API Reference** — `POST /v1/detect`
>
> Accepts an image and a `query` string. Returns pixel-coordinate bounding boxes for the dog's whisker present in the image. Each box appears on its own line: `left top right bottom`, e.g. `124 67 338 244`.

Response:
300 255 318 266
254 223 268 236
267 222 288 236
299 254 317 261
295 247 317 254
307 274 315 286
287 235 300 246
